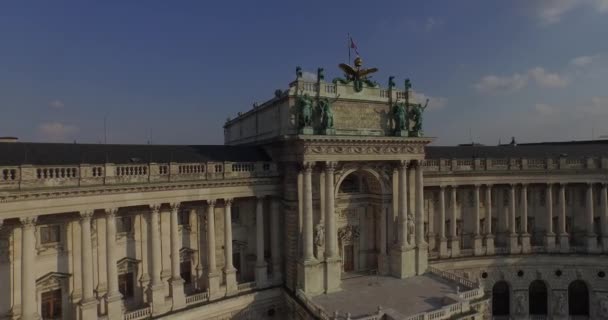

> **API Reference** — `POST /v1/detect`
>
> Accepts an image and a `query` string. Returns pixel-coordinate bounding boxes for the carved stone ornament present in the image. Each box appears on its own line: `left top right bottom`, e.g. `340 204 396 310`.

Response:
515 292 527 315
303 144 424 156
598 296 608 319
338 225 360 243
314 224 325 247
553 291 566 315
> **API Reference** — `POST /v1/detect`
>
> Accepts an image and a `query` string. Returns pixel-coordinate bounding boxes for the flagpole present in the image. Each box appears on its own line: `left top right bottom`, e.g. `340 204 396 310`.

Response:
347 33 351 64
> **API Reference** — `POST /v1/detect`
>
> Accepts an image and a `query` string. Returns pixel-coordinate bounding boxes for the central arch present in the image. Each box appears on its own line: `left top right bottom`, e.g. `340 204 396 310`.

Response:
334 167 389 275
529 280 548 315
492 281 510 316
568 280 589 316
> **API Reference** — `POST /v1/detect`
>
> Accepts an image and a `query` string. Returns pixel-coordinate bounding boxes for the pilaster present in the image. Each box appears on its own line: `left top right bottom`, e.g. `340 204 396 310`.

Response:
169 203 186 310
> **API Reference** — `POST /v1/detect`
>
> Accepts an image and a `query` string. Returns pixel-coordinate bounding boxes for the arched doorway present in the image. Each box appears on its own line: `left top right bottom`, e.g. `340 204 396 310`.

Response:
492 281 510 316
568 280 589 316
335 168 388 275
529 280 548 315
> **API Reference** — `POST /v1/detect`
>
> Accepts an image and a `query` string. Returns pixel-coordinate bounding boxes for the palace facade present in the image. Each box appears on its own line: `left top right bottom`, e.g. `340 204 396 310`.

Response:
1 63 607 320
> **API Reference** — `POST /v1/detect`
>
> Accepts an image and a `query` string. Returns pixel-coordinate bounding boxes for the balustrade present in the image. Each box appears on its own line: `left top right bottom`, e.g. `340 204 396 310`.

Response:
123 306 151 320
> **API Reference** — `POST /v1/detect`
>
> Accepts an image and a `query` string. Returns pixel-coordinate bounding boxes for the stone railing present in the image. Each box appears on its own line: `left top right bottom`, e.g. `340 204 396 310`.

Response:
185 290 209 305
123 306 151 320
237 281 257 292
290 79 412 103
296 289 333 320
0 161 278 191
422 157 608 173
427 266 478 289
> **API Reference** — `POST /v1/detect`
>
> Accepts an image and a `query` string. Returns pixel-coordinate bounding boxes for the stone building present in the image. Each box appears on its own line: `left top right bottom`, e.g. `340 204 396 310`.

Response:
0 61 607 319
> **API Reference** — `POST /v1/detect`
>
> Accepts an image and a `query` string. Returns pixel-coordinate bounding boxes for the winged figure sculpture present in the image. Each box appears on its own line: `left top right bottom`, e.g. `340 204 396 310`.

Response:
338 57 378 81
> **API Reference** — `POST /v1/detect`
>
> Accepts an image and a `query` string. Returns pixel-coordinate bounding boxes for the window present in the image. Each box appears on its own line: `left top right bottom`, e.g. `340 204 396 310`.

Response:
118 272 134 299
41 289 62 319
263 163 270 171
117 216 133 234
231 206 240 224
180 261 192 285
178 211 190 226
40 225 60 244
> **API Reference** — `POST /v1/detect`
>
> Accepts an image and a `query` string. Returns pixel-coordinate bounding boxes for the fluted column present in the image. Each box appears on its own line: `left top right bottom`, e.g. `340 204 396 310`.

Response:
508 184 519 253
449 186 460 257
105 209 122 319
206 200 220 297
520 185 531 253
148 204 165 312
485 185 495 255
20 217 39 320
169 203 185 309
224 199 237 294
325 162 338 258
398 160 409 248
438 186 448 258
302 162 316 261
586 183 597 252
558 183 570 252
255 196 268 287
79 211 97 318
601 184 608 252
415 161 425 246
544 184 556 251
270 198 281 282
473 185 483 255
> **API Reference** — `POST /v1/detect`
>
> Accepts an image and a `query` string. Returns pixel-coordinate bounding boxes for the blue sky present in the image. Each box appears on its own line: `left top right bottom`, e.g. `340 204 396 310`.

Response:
1 0 608 145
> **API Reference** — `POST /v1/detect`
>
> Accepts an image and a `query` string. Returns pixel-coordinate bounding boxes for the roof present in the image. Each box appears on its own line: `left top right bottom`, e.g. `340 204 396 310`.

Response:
0 142 271 166
426 140 608 159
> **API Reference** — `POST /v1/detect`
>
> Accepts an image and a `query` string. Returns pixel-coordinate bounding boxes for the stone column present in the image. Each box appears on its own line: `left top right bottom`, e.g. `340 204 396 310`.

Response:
520 184 531 253
449 186 460 257
270 198 282 283
473 185 483 256
585 183 597 252
20 217 40 320
324 161 341 292
302 162 315 262
601 184 608 252
508 184 519 254
206 200 220 298
224 199 237 294
414 160 427 275
398 160 409 248
255 196 268 288
485 185 495 255
148 204 166 313
299 162 320 294
558 183 570 252
79 211 97 319
544 184 556 251
169 203 185 310
379 202 389 275
438 186 448 258
105 209 122 320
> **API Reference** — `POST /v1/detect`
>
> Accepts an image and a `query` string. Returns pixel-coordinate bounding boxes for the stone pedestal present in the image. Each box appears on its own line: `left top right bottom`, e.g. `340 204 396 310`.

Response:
324 257 342 293
207 272 221 300
394 130 408 137
255 263 268 289
79 299 98 320
149 283 166 314
485 235 495 256
438 238 449 258
106 293 123 320
559 234 570 253
544 233 556 252
298 259 323 295
225 269 238 296
520 234 531 254
415 244 428 275
170 278 186 311
377 253 390 275
508 234 520 254
390 247 416 279
586 234 598 253
449 238 460 258
300 127 314 135
473 235 484 256
322 128 336 135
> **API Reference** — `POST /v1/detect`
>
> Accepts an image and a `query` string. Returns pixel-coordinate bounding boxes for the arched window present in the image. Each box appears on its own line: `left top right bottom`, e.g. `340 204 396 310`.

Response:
340 175 360 193
529 280 548 315
568 280 589 316
492 281 510 316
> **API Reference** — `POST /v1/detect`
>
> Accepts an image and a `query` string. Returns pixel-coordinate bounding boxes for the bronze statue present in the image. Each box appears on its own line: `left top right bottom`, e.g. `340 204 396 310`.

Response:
297 93 313 128
319 98 334 130
393 104 407 132
409 99 429 137
334 56 379 92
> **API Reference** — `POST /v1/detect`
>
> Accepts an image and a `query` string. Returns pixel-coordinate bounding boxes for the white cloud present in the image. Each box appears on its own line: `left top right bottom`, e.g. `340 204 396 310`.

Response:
301 71 317 82
414 92 448 110
570 55 598 67
38 122 79 141
49 100 65 109
425 17 443 31
528 67 569 87
473 73 528 94
532 0 608 25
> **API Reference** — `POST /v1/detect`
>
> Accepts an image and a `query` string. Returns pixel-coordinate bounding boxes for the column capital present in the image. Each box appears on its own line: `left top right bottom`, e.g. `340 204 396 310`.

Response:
601 183 608 189
559 182 568 187
169 202 181 213
256 195 266 201
520 183 528 187
224 198 233 206
105 207 119 218
20 216 37 227
586 182 595 187
473 184 481 189
325 161 338 171
150 204 162 214
80 210 94 220
485 184 493 188
439 185 446 190
302 161 315 172
398 160 409 169
207 199 216 207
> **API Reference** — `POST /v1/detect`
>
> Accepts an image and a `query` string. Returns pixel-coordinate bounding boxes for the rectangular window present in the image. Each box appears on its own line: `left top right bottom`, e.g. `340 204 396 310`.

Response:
118 272 134 299
231 206 240 224
40 225 60 244
178 211 190 226
180 261 192 284
41 289 62 319
117 216 133 234
263 163 270 171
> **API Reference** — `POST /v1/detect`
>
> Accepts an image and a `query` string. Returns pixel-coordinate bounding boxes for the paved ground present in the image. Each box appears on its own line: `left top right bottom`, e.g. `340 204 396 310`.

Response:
310 274 459 318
